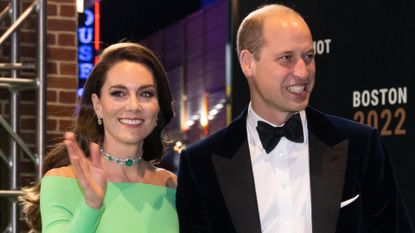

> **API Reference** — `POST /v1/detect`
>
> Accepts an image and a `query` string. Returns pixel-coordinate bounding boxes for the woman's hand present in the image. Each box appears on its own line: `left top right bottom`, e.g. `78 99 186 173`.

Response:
64 132 106 209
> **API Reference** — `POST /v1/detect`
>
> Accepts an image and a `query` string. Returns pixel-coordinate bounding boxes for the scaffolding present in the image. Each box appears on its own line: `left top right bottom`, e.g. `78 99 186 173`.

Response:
0 0 46 232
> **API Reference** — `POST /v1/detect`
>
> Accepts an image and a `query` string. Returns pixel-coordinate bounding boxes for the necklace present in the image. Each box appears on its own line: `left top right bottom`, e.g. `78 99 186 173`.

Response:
100 147 143 167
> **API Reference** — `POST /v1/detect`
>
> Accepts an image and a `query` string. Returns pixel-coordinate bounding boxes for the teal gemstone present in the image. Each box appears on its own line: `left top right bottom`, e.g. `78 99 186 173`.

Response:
125 159 134 167
108 155 114 161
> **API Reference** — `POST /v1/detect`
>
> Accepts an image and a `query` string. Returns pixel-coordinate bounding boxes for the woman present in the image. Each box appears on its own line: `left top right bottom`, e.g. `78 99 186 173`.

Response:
20 42 177 233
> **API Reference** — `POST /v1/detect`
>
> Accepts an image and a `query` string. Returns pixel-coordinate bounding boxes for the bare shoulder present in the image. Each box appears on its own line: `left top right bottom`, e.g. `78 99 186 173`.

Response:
155 168 177 189
44 166 75 178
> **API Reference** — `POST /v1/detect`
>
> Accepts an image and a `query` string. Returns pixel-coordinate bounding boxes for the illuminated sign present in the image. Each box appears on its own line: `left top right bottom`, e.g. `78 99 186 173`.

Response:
78 9 94 80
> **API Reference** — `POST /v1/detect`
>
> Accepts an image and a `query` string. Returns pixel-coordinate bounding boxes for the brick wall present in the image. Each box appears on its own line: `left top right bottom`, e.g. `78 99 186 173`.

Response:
45 0 78 146
0 0 77 231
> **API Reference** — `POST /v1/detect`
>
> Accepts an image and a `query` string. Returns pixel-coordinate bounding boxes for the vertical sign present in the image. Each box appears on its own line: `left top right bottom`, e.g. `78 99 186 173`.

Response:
77 9 95 96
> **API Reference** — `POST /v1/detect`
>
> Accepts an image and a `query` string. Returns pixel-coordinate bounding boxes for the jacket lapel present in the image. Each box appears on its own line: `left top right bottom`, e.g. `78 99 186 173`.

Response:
211 110 262 233
210 107 349 233
307 107 349 233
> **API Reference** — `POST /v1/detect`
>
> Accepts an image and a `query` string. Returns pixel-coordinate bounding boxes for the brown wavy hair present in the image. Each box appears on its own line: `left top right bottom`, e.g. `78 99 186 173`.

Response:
19 42 174 232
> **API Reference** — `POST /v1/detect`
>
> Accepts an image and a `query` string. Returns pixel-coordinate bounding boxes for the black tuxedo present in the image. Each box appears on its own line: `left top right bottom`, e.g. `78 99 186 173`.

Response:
176 107 399 233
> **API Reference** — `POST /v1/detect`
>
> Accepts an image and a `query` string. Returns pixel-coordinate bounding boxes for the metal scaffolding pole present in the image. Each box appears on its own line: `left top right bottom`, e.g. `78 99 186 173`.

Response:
9 0 21 231
0 0 44 232
37 0 46 179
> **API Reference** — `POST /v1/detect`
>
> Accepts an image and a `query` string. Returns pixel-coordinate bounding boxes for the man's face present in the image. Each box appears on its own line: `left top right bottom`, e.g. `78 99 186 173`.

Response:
241 14 315 124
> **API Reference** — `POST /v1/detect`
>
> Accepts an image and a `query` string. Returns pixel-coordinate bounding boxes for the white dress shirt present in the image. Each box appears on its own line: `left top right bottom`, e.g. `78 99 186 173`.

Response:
246 103 312 233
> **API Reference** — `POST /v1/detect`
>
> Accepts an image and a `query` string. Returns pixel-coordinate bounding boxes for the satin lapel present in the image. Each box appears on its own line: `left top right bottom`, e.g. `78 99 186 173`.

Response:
211 110 262 233
306 107 350 233
308 124 349 233
212 142 261 233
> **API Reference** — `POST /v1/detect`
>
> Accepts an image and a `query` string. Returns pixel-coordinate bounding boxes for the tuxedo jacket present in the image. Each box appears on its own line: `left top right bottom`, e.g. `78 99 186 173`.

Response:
176 107 399 233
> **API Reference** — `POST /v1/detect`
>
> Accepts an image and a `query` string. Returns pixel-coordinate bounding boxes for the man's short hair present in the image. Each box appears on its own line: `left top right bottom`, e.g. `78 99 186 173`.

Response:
236 4 302 60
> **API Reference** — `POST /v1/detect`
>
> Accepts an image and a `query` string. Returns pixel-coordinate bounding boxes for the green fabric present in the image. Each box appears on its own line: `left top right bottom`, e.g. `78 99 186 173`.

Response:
40 176 179 233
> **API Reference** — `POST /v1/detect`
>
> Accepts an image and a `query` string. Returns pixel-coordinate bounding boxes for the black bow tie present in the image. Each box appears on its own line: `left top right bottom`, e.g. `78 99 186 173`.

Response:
256 113 304 154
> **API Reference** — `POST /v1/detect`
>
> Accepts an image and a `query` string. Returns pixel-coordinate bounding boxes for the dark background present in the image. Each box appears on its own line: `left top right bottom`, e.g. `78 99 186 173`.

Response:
230 0 415 231
100 0 201 44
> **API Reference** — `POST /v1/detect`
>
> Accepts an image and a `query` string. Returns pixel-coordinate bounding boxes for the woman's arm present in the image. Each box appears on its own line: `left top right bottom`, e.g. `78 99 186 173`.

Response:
40 175 104 233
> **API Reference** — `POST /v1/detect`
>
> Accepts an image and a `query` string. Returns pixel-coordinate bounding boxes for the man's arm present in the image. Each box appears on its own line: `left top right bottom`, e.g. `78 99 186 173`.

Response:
176 150 209 233
362 129 398 233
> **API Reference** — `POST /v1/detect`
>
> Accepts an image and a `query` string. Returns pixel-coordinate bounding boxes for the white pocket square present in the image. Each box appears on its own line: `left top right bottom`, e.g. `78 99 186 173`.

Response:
340 194 360 208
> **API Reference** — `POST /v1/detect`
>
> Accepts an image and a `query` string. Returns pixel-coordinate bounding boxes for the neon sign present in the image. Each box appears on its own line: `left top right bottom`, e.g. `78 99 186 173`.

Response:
78 9 94 80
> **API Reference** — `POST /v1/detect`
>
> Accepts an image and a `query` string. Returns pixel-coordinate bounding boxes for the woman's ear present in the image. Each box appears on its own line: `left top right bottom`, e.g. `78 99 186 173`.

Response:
239 49 255 78
91 93 102 118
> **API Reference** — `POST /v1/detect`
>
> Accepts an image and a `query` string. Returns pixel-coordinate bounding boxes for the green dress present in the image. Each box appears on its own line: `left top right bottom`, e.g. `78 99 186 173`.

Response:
40 176 179 233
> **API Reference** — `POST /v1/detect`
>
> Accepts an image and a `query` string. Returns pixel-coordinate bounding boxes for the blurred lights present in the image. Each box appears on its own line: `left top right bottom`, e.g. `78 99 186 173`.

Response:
180 93 188 131
184 98 226 128
173 141 186 153
200 112 208 127
186 120 195 127
214 103 224 110
76 0 84 13
209 109 218 116
200 93 208 128
77 87 84 97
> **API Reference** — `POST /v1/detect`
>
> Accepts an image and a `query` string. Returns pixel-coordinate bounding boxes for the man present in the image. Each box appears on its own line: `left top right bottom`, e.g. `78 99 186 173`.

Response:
176 4 398 233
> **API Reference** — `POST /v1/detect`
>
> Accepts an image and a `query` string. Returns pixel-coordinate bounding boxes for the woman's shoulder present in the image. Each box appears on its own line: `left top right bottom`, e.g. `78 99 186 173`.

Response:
44 165 75 178
154 167 177 189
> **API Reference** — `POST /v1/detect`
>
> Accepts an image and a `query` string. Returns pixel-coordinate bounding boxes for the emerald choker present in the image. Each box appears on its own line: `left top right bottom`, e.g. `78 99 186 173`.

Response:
100 148 143 167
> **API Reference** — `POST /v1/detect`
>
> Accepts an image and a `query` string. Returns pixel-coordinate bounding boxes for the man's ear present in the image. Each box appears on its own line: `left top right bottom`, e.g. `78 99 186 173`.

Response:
91 93 102 118
239 49 255 78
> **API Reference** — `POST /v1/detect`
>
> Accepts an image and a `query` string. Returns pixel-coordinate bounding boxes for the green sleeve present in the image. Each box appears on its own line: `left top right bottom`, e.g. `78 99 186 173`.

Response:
40 176 104 233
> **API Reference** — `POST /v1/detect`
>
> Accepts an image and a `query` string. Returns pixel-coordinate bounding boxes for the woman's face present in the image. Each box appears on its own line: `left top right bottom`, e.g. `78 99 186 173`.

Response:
92 61 160 149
